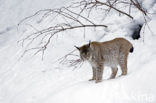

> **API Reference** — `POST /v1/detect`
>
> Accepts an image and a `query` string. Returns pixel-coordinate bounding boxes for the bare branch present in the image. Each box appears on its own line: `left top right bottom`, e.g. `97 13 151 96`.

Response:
18 0 149 68
18 9 52 25
54 49 83 70
95 0 133 19
130 0 147 15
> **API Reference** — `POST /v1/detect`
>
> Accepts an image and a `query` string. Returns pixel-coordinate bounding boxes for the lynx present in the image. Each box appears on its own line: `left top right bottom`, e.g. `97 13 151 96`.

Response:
75 38 133 83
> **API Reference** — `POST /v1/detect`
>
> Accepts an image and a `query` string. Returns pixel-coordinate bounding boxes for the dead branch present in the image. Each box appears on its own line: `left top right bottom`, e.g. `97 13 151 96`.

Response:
52 49 83 70
18 9 52 25
18 0 149 69
130 0 147 15
94 0 133 19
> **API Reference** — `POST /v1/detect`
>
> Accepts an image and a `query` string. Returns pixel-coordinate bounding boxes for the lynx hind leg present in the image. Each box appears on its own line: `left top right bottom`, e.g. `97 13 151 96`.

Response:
119 53 128 76
110 67 118 79
89 67 96 81
96 63 104 83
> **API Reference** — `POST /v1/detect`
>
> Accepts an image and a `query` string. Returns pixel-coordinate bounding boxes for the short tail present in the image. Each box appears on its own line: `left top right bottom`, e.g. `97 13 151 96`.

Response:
130 46 134 53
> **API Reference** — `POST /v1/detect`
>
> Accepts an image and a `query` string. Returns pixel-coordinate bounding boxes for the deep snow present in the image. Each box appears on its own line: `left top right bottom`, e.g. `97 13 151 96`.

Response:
0 0 156 103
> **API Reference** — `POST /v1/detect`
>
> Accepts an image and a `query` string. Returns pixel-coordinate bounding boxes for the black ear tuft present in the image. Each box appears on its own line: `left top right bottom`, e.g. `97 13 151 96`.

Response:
74 46 80 50
88 40 91 47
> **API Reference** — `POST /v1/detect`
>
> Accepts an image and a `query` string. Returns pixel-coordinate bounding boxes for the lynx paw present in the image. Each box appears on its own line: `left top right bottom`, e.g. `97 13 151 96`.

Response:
88 78 95 81
119 73 127 77
109 76 115 79
121 72 127 75
95 80 102 83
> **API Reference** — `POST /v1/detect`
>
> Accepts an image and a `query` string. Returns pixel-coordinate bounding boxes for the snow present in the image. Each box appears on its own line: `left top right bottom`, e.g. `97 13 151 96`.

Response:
0 0 70 31
0 0 156 103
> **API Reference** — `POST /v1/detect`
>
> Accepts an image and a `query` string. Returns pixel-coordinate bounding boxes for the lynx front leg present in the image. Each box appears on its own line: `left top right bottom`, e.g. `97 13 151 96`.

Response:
89 67 96 81
96 63 104 83
110 67 118 79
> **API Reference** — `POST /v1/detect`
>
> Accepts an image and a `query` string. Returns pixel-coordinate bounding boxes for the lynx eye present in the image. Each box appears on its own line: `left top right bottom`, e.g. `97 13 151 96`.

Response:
82 51 88 55
81 52 86 55
83 49 88 53
84 52 87 55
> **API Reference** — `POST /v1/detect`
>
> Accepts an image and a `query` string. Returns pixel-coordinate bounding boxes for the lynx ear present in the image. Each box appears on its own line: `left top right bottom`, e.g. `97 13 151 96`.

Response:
88 40 91 47
74 46 80 50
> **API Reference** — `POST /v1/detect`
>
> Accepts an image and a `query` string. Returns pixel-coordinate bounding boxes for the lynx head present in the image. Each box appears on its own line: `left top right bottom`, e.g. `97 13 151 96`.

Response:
75 41 91 61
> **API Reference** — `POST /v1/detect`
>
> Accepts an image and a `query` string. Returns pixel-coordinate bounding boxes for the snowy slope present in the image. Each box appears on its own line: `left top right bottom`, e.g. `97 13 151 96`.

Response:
0 0 156 103
43 18 156 103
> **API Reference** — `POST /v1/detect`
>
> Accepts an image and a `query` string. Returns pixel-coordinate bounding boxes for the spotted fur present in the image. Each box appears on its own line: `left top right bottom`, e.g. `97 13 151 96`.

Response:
76 38 133 83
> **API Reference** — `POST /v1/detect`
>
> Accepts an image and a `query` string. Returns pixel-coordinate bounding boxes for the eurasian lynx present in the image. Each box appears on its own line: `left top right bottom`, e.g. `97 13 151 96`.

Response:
75 38 133 83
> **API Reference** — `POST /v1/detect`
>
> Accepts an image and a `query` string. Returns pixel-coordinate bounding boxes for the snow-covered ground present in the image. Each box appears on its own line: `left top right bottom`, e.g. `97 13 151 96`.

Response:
0 0 156 103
